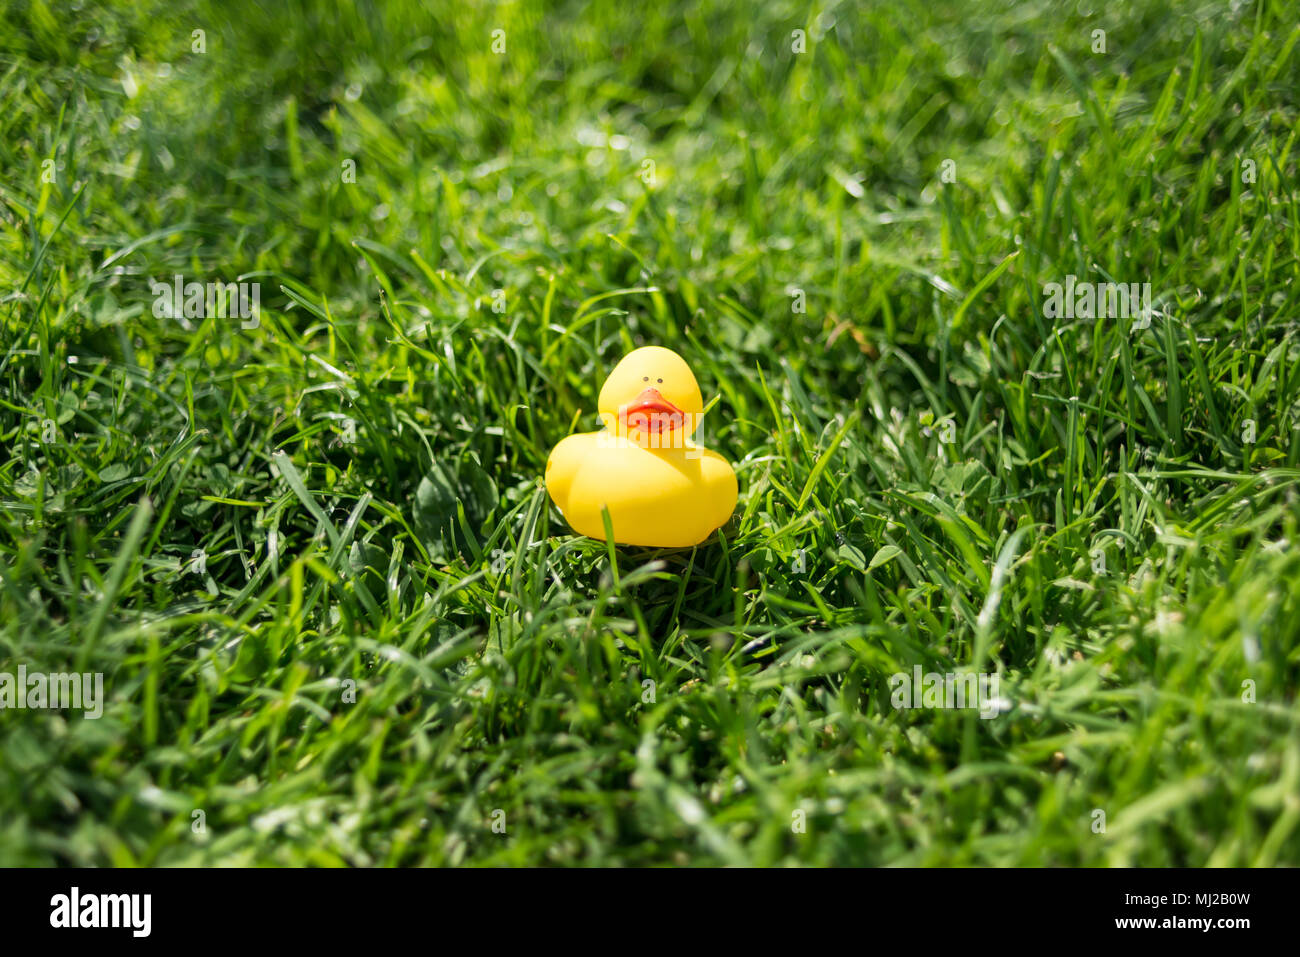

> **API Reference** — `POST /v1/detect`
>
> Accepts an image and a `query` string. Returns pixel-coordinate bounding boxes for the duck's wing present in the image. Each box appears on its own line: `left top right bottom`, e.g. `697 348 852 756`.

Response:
544 431 602 512
697 448 739 529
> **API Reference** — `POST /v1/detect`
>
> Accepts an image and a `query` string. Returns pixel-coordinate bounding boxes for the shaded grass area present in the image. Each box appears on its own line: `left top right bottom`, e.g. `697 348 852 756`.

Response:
1 0 1298 865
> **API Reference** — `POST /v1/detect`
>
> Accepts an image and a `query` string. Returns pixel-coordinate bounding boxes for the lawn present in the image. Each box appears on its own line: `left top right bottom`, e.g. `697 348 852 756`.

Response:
1 0 1298 866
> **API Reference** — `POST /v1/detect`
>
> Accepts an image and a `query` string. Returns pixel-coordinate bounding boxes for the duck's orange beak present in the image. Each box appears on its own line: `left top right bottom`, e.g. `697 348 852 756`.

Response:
620 388 686 434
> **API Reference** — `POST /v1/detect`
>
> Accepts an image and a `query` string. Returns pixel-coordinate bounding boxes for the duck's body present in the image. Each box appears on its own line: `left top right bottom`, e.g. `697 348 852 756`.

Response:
546 433 737 546
544 346 738 547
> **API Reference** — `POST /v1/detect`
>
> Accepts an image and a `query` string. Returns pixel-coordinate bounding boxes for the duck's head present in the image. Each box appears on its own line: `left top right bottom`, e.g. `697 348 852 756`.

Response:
598 346 704 444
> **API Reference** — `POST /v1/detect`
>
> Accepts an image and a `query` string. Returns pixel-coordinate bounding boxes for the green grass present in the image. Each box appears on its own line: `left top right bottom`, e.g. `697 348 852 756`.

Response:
1 0 1299 866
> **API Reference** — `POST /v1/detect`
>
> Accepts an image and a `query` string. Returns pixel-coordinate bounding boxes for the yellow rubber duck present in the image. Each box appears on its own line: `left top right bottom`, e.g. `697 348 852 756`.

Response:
545 346 738 546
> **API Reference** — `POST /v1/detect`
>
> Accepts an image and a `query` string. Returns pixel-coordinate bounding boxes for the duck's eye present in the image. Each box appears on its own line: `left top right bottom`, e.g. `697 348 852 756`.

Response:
656 378 663 383
642 376 649 381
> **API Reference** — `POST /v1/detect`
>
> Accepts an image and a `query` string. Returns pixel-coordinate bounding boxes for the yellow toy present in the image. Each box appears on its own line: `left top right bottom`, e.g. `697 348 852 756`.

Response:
545 346 738 547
